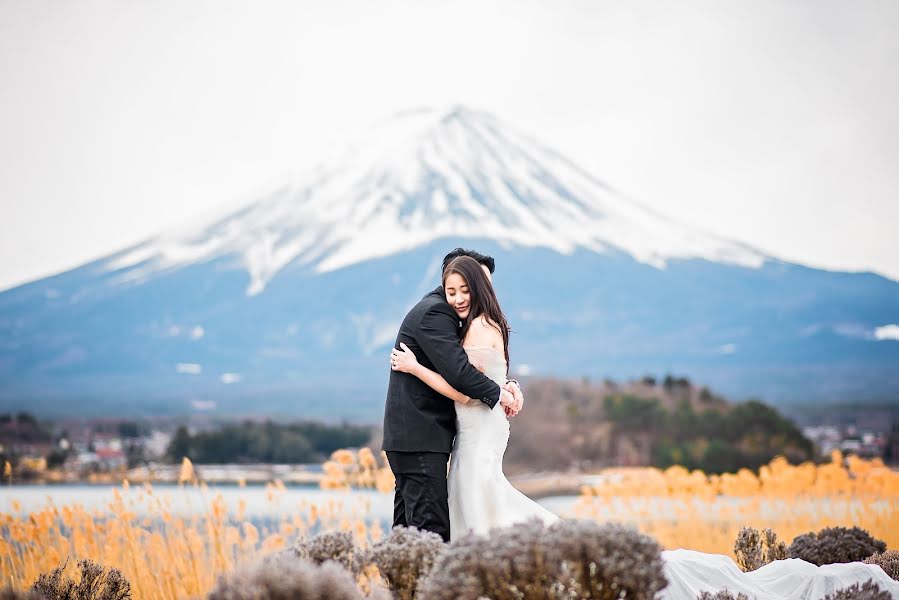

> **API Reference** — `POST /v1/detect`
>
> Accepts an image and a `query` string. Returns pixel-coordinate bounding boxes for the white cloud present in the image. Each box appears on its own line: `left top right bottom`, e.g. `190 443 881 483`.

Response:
514 364 532 376
799 324 822 337
834 323 869 339
175 362 202 374
190 399 216 411
220 372 241 384
189 325 205 340
719 343 737 355
873 324 899 341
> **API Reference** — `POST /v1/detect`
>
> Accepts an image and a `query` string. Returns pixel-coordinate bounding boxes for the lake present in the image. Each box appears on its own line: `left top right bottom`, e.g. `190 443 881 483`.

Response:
1 483 580 525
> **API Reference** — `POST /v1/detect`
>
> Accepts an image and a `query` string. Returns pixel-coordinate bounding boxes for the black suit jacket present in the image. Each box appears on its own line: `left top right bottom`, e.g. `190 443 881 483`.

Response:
382 286 502 453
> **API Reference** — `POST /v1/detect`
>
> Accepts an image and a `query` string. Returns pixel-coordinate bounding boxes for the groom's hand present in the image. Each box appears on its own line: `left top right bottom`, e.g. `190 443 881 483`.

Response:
504 380 524 415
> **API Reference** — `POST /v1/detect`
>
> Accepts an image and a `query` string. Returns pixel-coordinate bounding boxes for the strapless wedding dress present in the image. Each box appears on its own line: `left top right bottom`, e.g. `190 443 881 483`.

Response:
447 346 559 540
661 549 899 599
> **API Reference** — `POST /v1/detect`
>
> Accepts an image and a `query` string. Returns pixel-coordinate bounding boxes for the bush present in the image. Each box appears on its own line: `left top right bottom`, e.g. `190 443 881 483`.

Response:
485 518 558 599
365 526 445 600
734 527 786 572
207 554 361 600
543 520 668 600
293 531 360 574
417 520 546 600
864 550 899 581
418 519 667 600
419 518 557 600
31 559 131 600
787 527 887 565
820 580 893 600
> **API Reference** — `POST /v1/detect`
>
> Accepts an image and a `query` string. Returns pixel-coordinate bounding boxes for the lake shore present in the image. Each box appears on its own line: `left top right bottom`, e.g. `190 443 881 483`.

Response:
10 464 589 498
9 463 589 494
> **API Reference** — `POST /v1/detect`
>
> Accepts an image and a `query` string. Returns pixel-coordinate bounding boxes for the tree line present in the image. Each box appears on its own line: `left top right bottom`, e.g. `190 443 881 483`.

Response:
603 394 814 473
166 420 373 464
505 375 815 474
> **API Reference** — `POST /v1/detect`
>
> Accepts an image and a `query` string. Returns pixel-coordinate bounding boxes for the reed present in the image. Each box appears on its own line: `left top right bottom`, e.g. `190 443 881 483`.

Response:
2 450 896 599
0 479 382 600
575 452 899 555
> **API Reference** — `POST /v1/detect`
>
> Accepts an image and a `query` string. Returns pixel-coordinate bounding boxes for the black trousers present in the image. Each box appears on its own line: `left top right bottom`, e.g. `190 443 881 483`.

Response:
385 450 451 542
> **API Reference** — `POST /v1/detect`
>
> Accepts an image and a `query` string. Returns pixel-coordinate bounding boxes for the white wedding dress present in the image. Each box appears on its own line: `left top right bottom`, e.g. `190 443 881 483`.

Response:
661 549 899 599
447 346 559 540
445 350 899 599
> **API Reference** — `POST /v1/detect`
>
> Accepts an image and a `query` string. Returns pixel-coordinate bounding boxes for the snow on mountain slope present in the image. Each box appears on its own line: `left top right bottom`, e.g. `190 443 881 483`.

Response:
103 106 766 296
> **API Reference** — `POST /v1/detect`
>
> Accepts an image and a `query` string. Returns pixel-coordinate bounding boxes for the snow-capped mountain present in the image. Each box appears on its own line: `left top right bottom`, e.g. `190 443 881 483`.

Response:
1 106 897 418
102 106 764 297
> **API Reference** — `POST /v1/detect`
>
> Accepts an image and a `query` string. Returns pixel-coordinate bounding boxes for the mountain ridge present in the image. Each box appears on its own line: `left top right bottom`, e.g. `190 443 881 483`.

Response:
92 106 767 298
1 107 897 417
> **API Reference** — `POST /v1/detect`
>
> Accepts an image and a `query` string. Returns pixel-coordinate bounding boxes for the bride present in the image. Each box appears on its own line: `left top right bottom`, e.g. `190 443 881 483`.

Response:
391 257 899 599
390 255 559 540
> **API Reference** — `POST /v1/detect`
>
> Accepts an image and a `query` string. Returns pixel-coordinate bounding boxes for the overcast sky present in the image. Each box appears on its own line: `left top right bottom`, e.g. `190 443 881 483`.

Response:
1 0 897 291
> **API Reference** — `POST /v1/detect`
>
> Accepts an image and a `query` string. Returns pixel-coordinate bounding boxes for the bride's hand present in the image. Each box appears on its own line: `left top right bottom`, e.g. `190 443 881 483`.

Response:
390 342 419 374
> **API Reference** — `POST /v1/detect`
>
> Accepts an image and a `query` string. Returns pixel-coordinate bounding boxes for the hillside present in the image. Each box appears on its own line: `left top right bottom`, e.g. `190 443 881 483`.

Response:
504 375 814 474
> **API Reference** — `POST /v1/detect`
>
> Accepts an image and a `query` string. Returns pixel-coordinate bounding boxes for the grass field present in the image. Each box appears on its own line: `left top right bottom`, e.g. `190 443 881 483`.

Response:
1 451 896 599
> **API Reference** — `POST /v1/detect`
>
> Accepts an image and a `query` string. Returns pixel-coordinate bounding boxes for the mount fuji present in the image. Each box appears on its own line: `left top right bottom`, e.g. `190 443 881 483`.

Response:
2 106 897 418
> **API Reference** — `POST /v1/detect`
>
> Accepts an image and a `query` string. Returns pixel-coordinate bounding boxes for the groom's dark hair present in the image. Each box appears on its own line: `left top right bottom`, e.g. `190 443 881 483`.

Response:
442 248 495 275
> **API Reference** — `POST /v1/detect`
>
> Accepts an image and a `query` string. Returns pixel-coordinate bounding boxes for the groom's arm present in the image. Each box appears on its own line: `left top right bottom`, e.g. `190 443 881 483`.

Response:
417 305 502 409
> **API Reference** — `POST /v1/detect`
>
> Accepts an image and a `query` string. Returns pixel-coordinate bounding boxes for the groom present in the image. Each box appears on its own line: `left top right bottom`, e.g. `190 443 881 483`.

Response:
382 248 523 542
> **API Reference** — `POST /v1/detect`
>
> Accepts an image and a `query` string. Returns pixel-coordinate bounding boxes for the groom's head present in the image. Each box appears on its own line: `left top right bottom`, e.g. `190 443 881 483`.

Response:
442 248 495 282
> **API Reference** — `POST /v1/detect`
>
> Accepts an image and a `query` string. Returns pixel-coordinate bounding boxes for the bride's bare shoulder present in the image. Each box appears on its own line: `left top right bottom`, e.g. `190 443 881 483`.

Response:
465 315 503 349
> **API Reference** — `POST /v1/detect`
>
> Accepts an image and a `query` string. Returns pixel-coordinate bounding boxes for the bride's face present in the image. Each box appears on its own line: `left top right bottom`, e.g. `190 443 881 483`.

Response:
444 273 471 319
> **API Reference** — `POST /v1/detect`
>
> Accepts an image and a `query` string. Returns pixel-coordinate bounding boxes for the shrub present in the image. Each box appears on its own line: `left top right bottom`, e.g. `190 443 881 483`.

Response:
697 590 749 600
207 554 361 600
419 519 667 600
418 519 557 600
787 527 887 566
543 520 668 600
863 550 899 581
293 530 360 574
484 518 558 600
820 580 893 600
415 532 498 600
364 526 445 600
734 527 786 572
31 559 131 600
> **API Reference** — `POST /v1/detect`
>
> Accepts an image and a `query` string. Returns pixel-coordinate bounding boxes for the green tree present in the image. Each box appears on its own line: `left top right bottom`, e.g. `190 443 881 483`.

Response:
168 425 192 461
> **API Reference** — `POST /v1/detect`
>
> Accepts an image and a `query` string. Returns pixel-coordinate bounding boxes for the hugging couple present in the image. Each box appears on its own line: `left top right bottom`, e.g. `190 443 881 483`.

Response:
382 248 558 542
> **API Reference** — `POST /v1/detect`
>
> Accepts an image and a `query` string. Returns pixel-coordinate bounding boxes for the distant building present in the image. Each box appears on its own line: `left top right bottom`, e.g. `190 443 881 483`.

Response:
94 447 126 470
802 426 842 456
143 430 172 459
803 425 886 460
68 446 126 472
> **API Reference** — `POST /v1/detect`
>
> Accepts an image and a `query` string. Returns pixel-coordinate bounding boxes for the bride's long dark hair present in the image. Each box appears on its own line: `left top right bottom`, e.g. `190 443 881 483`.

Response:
442 256 511 374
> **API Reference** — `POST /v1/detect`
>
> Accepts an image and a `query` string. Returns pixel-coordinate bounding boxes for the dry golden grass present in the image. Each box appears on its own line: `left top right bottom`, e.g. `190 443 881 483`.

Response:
575 451 899 555
2 449 895 599
0 473 383 600
320 448 395 493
